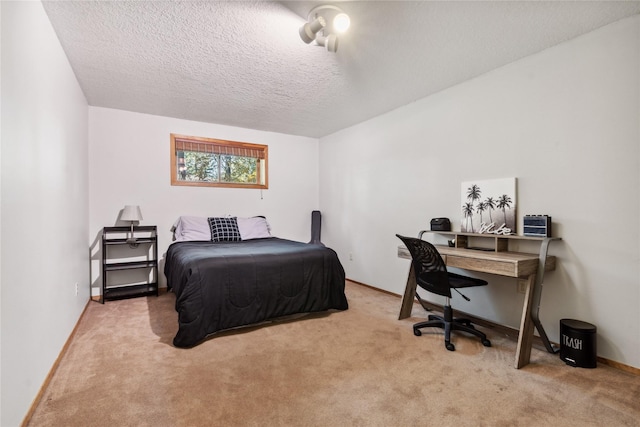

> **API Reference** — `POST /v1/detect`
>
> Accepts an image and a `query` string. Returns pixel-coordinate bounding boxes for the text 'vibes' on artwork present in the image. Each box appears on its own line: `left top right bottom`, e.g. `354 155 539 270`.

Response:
461 178 517 234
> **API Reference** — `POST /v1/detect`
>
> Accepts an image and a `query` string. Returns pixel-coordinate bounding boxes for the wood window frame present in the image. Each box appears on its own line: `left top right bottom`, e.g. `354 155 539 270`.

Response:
170 134 268 189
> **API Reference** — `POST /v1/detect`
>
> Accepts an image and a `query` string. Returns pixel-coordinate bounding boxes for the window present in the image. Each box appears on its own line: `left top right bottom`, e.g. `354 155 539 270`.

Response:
170 134 268 189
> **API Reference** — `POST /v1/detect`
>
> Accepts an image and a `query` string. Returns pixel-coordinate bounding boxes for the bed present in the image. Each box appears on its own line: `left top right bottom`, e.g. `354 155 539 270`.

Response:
164 216 348 348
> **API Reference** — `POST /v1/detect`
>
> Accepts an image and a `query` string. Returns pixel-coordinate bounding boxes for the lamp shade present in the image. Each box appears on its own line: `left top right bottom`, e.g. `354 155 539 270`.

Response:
121 205 143 222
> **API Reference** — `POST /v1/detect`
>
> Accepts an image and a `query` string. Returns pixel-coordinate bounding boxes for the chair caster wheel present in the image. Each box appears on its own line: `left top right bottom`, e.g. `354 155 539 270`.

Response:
482 339 492 347
413 329 422 337
445 342 455 351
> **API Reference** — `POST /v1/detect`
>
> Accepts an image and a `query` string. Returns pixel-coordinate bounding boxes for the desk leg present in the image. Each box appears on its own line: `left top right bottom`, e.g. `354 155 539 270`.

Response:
515 273 536 369
531 238 559 354
398 264 417 320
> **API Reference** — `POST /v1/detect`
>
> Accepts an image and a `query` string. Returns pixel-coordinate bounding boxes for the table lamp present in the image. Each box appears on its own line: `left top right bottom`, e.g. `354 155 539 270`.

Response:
121 205 143 245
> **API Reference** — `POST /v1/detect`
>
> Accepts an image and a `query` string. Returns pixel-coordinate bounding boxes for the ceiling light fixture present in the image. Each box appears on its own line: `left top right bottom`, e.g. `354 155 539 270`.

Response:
298 5 350 53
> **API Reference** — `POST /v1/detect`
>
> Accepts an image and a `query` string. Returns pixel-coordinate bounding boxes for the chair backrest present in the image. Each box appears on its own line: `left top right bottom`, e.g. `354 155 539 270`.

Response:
396 234 452 298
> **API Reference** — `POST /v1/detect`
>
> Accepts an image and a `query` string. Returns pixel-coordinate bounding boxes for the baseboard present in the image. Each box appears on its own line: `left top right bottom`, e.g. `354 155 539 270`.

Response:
346 279 639 376
90 286 168 302
21 299 92 427
597 357 640 375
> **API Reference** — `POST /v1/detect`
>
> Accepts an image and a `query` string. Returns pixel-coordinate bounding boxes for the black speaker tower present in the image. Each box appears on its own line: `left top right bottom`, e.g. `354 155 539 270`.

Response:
310 210 323 245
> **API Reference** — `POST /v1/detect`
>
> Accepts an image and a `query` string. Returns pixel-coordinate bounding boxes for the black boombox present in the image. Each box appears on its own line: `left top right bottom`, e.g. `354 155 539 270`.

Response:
430 217 451 231
523 215 552 237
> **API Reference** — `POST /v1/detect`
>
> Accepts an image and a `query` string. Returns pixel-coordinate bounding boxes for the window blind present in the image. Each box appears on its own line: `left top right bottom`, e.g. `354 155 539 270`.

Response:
174 139 265 159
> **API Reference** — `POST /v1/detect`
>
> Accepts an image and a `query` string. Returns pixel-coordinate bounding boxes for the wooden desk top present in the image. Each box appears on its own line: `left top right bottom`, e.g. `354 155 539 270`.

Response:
397 245 556 278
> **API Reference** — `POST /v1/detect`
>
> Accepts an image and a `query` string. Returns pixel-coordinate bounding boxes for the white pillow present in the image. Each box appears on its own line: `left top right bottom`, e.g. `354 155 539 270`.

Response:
237 216 271 240
173 216 211 241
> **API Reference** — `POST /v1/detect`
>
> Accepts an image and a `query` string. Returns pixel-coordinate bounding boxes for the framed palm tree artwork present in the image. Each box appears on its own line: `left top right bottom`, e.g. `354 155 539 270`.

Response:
461 178 516 234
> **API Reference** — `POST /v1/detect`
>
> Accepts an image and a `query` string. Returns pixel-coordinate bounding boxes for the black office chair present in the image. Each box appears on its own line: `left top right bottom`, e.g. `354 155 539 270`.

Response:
397 234 492 351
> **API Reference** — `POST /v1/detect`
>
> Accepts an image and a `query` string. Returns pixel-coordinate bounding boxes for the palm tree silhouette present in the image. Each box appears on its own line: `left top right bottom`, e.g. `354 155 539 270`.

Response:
496 194 513 225
466 184 482 207
462 202 475 232
484 197 496 223
465 185 482 232
476 201 488 224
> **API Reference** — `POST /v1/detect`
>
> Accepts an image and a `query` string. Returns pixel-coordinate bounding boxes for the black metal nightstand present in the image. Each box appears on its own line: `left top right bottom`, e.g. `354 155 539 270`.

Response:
101 226 158 303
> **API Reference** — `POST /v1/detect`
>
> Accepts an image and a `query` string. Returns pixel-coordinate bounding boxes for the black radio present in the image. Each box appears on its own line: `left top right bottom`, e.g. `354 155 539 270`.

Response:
430 217 451 231
523 215 552 237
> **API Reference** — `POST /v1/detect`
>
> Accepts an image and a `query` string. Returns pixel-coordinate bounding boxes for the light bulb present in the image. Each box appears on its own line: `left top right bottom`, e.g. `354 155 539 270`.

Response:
333 13 350 33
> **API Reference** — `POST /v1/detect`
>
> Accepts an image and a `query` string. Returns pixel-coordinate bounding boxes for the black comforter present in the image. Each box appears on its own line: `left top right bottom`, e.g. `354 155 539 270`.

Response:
164 238 348 347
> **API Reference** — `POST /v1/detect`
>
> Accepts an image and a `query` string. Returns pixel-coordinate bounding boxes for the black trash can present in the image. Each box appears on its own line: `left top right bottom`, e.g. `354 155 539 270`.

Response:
559 319 597 368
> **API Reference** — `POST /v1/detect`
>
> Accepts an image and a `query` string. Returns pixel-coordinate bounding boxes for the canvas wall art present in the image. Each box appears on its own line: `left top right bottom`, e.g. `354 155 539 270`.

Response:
461 178 517 234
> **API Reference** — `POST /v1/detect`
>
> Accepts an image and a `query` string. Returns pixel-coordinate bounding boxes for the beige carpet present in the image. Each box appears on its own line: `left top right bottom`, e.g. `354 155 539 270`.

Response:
28 281 639 426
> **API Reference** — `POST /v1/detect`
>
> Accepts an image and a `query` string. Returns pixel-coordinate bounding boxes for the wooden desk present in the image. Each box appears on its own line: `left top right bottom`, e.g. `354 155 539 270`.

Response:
398 231 560 369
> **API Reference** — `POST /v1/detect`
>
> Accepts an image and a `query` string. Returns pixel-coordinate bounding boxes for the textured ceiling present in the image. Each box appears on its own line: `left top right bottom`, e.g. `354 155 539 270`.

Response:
42 1 640 138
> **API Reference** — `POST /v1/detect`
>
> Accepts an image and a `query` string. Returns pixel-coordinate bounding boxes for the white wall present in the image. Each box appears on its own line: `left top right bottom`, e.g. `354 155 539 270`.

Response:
319 15 640 368
88 107 319 292
1 2 89 425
